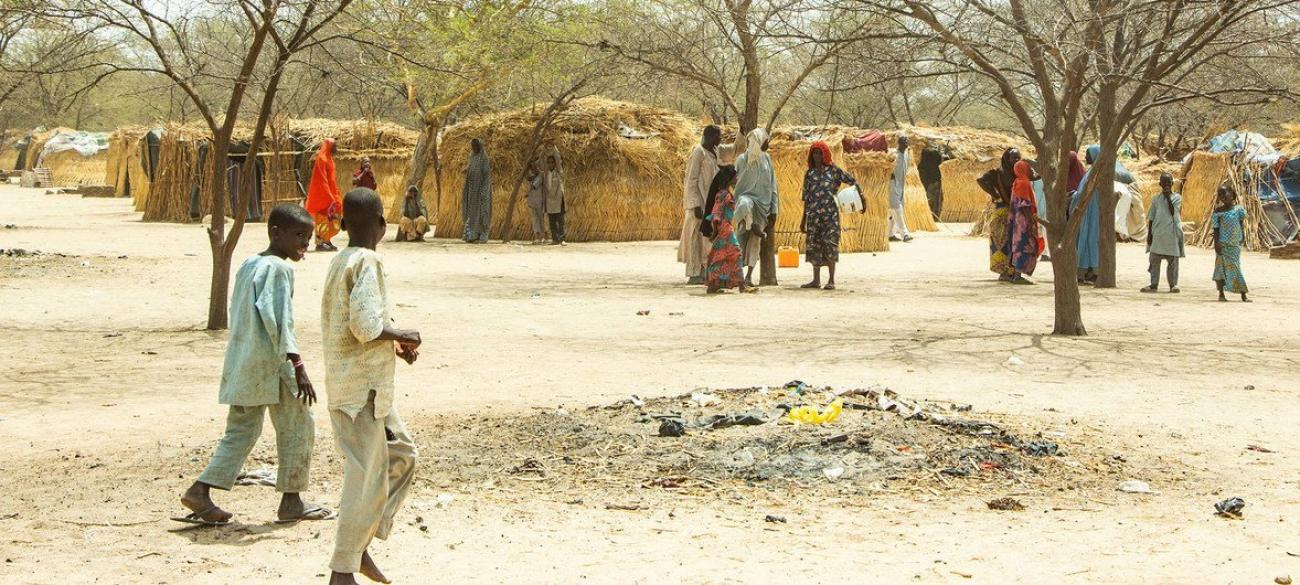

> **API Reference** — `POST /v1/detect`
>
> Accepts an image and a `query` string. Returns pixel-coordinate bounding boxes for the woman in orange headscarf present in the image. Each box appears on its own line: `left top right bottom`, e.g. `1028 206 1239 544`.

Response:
305 139 342 251
1007 159 1041 284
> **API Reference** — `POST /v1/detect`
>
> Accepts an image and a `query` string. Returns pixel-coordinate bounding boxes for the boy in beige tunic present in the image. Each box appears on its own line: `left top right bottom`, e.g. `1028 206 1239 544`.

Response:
323 188 422 585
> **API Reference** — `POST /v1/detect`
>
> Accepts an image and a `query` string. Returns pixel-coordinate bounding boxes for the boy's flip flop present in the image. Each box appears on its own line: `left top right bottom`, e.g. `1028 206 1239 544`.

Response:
170 507 231 527
273 505 336 524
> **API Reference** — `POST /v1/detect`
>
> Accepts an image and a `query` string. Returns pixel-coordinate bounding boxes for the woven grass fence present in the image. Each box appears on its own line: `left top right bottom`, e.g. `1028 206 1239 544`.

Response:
44 150 109 188
768 135 891 253
431 97 698 243
143 128 206 223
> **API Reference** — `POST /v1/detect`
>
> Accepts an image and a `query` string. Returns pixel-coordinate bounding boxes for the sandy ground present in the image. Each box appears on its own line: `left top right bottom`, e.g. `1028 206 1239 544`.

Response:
1 184 1299 584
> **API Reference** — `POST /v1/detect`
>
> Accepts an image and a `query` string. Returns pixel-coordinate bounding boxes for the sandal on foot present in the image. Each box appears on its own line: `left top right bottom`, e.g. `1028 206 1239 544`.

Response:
800 282 821 289
274 505 336 524
823 283 836 290
1169 287 1180 294
1140 286 1158 293
171 507 231 527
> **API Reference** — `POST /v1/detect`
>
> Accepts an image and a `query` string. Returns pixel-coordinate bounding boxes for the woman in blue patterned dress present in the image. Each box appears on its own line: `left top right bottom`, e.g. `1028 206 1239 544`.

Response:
1211 185 1250 302
799 141 862 290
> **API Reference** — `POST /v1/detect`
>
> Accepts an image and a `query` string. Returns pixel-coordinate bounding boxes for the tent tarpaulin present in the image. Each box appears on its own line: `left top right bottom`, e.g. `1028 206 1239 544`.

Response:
38 130 109 161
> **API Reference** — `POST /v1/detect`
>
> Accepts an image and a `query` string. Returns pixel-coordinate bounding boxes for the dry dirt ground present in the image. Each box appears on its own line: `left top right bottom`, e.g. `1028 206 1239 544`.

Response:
1 184 1299 584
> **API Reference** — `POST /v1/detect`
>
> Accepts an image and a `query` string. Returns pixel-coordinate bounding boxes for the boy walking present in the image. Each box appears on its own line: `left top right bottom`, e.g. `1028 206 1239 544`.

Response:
175 204 331 526
323 188 422 585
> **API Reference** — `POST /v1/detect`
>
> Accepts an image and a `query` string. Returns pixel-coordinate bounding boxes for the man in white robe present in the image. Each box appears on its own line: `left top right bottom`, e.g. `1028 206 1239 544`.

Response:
678 125 721 284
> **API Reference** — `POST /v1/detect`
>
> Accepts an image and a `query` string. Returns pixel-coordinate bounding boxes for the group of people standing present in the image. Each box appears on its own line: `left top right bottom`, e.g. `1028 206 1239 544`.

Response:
678 125 870 293
978 144 1250 301
452 138 569 246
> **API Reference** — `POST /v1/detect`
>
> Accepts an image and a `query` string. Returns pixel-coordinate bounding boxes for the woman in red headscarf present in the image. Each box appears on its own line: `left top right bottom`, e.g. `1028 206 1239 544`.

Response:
1008 159 1041 283
305 139 342 251
799 141 862 290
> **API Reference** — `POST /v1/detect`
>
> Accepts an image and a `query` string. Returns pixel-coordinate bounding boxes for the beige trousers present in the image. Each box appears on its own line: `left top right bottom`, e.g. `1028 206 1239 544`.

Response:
329 393 418 573
399 216 428 240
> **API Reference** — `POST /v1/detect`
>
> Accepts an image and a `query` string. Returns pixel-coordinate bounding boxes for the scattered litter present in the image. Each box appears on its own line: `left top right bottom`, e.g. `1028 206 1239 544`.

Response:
508 458 546 477
1215 497 1246 519
435 494 455 508
117 255 128 259
636 310 650 316
987 497 1025 511
554 407 569 416
80 261 91 267
629 395 646 407
1245 385 1256 390
1021 441 1059 457
141 351 158 355
1005 355 1026 367
103 332 122 338
3 224 15 229
697 411 771 429
667 312 684 317
658 419 686 437
1118 480 1152 494
941 467 971 477
950 404 973 412
1247 444 1276 453
605 503 642 511
822 467 845 480
764 514 787 524
950 571 973 579
1276 575 1291 585
690 392 721 407
821 434 850 446
758 386 770 396
235 468 276 487
783 380 809 395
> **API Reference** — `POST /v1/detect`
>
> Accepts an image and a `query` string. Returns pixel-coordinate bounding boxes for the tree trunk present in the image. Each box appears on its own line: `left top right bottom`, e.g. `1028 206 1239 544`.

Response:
205 139 232 330
1092 152 1119 289
1050 240 1086 335
759 217 777 286
404 121 437 214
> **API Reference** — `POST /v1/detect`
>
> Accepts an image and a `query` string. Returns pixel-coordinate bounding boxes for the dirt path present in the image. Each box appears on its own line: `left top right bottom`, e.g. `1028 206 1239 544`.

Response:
1 185 1298 583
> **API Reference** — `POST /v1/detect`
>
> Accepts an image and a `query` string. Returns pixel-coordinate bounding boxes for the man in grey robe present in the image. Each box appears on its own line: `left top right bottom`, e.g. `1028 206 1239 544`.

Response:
1141 172 1185 293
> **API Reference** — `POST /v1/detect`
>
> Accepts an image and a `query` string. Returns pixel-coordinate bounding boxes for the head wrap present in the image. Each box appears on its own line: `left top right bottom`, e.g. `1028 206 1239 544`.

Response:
808 141 833 167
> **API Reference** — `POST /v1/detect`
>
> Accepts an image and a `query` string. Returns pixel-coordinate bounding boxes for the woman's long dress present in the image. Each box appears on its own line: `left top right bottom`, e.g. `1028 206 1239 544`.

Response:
706 189 743 291
1212 205 1248 293
802 166 856 266
1009 196 1040 276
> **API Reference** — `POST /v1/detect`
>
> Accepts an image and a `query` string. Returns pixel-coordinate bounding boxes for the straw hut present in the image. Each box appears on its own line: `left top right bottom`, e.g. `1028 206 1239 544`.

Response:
1184 151 1298 251
104 126 155 207
895 126 1032 224
433 97 699 243
0 130 21 171
43 148 110 188
138 119 418 223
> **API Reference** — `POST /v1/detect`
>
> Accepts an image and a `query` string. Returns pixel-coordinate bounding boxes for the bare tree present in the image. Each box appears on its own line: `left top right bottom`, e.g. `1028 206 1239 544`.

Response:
67 0 354 329
858 0 1299 335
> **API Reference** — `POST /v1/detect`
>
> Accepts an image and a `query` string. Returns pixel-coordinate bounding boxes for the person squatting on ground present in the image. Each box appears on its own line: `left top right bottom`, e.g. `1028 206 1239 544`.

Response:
395 185 429 242
888 136 913 243
1211 185 1250 303
733 127 779 287
323 188 423 585
306 139 343 252
679 125 721 283
800 141 864 291
1141 172 1184 294
174 203 333 528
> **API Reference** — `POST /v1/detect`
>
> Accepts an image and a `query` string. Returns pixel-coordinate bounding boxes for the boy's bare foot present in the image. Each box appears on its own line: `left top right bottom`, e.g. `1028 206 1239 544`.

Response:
360 551 389 584
328 551 388 585
1241 294 1251 303
1218 293 1228 302
800 281 820 289
180 482 232 524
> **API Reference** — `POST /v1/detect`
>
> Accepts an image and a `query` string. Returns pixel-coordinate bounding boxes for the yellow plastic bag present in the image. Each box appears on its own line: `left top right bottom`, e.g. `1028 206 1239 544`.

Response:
783 398 843 424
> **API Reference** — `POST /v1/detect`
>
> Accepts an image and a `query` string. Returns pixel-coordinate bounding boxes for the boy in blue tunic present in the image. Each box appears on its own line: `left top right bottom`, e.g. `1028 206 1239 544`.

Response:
173 204 332 526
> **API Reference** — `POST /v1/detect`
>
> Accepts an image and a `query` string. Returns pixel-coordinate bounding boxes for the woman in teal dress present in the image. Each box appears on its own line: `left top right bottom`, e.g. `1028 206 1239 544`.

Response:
1211 185 1250 302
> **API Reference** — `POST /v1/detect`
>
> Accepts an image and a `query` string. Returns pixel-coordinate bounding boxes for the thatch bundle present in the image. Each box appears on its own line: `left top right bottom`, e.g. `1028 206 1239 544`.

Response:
431 97 699 242
0 129 20 170
1187 152 1298 251
43 149 109 188
286 118 420 216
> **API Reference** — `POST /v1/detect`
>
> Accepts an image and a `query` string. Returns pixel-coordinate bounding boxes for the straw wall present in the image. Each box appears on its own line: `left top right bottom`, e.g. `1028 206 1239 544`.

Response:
44 150 109 187
1179 152 1230 226
432 98 698 243
768 138 890 253
143 131 205 223
937 158 1001 222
